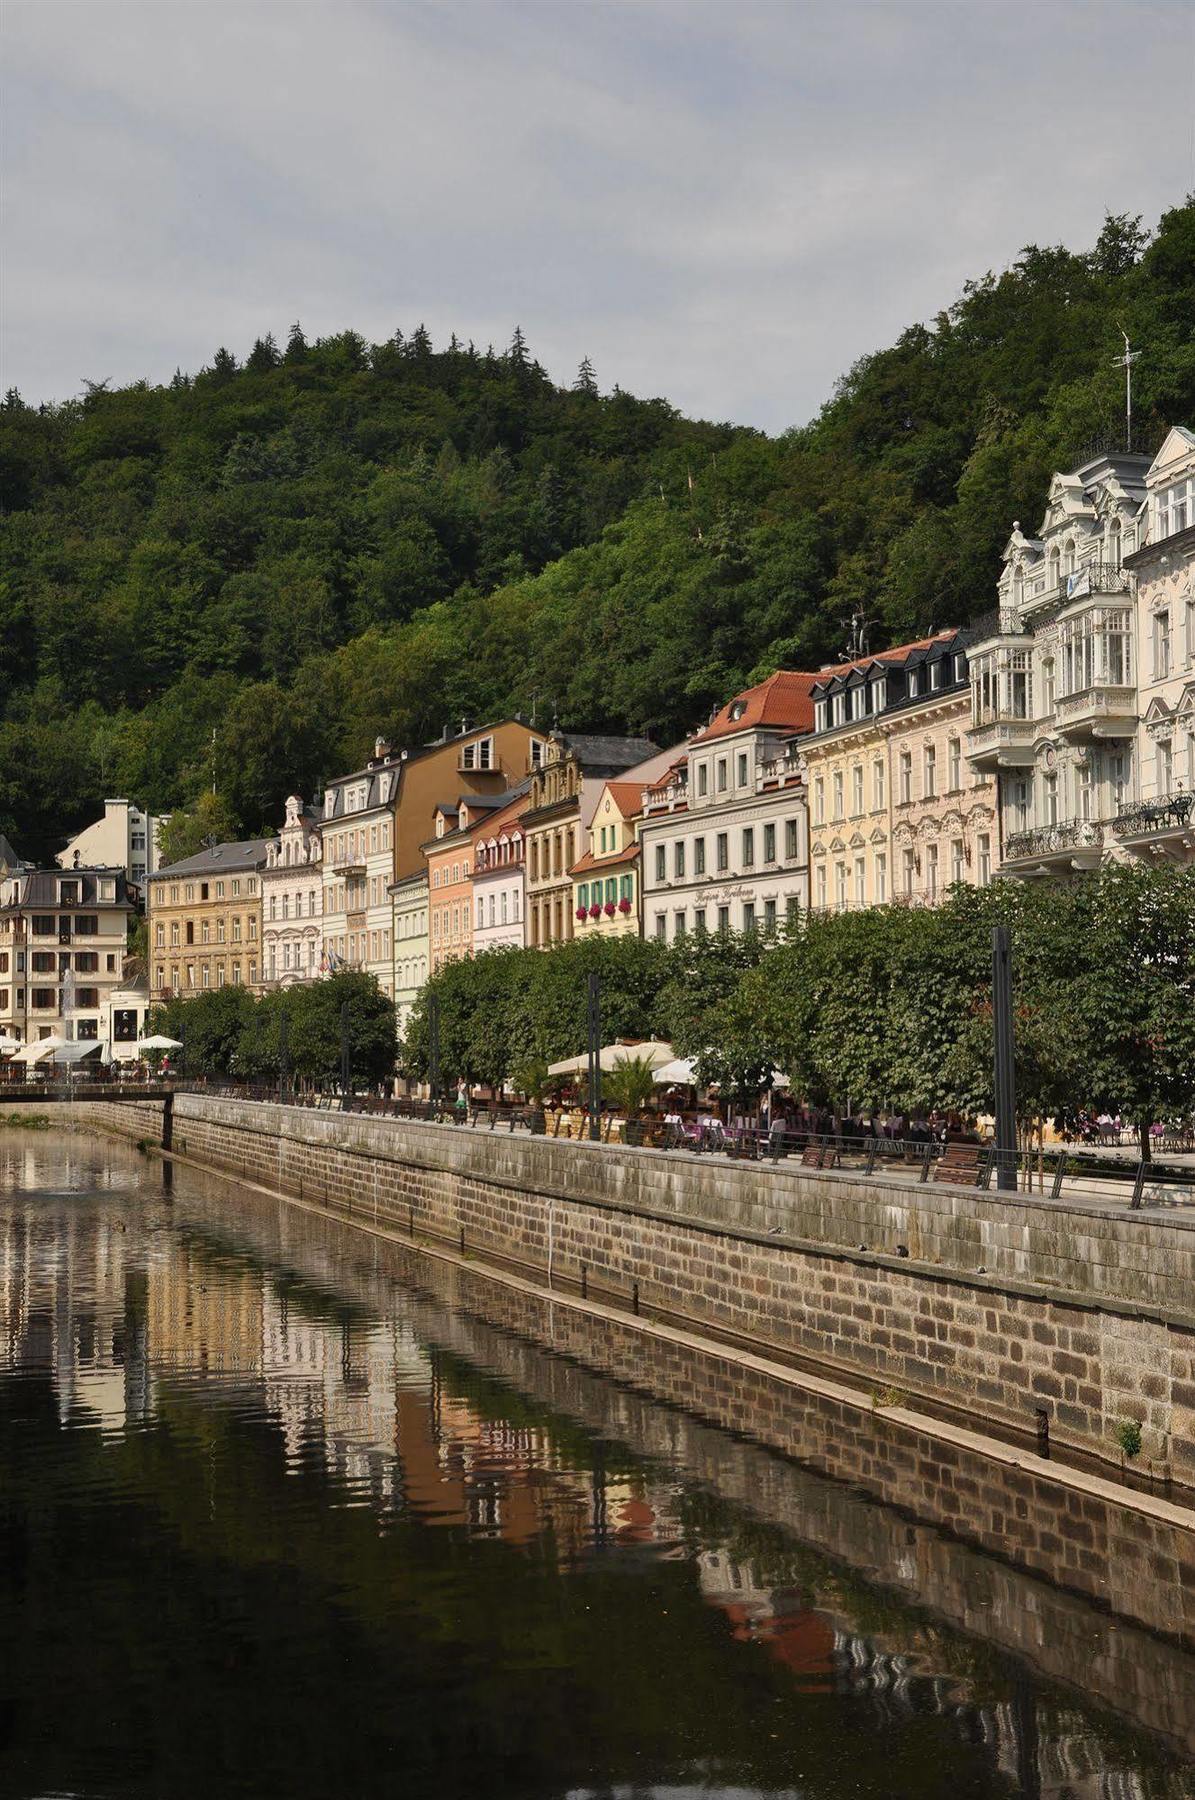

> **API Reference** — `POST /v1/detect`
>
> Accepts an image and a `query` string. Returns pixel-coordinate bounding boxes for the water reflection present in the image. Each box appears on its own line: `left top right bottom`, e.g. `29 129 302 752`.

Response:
1 1127 1192 1800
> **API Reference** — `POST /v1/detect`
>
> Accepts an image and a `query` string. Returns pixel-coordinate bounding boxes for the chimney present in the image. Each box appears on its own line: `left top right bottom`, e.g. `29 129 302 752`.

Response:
374 735 391 762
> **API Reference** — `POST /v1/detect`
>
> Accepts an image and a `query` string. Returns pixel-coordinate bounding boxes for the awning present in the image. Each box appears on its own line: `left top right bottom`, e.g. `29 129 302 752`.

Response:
547 1039 675 1078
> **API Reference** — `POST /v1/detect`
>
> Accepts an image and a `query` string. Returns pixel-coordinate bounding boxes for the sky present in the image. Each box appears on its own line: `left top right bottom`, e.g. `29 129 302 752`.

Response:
4 0 1194 434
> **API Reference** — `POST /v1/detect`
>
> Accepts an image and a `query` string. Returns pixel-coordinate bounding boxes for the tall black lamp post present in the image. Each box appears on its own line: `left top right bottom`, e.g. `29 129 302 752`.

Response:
339 1001 351 1111
587 972 601 1143
278 1006 289 1104
992 925 1017 1192
428 993 441 1111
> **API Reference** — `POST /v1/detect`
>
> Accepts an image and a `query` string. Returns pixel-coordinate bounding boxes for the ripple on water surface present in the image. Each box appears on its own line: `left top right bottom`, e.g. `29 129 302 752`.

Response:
1 1126 1193 1800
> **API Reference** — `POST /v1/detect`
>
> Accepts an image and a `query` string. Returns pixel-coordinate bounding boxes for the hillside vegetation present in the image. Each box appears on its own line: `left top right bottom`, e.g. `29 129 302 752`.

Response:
2 202 1192 862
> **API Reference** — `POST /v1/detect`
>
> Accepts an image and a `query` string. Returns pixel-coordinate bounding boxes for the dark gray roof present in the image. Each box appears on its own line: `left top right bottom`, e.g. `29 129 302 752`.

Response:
558 734 658 773
1 867 131 909
156 838 272 878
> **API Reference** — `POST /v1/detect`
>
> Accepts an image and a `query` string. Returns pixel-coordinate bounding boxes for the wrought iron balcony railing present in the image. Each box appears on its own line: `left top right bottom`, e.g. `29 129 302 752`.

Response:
1003 820 1104 861
1111 793 1195 839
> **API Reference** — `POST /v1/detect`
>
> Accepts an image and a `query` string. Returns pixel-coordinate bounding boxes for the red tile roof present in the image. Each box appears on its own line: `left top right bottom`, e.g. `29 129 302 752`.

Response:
690 671 822 745
809 631 956 687
601 780 646 819
570 843 639 875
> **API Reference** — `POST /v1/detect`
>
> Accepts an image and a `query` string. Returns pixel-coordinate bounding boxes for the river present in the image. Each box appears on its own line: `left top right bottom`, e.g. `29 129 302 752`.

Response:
1 1126 1193 1800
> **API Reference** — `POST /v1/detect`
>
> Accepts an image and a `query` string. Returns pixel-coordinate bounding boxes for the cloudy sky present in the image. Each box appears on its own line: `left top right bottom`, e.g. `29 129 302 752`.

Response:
4 0 1193 432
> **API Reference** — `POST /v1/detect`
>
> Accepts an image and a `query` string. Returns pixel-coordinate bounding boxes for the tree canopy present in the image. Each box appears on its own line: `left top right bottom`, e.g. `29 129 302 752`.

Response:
2 203 1193 862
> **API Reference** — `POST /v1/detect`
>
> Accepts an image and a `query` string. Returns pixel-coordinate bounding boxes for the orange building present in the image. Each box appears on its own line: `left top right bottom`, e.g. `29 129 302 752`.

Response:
424 792 520 972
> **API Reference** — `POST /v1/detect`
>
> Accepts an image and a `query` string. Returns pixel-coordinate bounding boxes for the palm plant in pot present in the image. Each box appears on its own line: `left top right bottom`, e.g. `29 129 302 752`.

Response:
512 1057 550 1134
604 1053 658 1146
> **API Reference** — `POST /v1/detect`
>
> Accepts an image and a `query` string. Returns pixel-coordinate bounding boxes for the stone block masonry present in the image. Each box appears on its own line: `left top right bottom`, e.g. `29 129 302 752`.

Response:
43 1095 1195 1486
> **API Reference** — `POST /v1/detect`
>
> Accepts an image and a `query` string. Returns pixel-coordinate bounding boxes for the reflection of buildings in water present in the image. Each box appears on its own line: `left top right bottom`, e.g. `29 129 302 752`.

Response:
147 1243 264 1376
699 1551 1155 1800
0 1202 151 1433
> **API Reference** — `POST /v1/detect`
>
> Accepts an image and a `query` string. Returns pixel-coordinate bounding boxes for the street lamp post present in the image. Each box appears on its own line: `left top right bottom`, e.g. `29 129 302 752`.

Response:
587 972 601 1143
339 1001 351 1111
428 993 440 1111
278 1006 289 1104
992 925 1017 1192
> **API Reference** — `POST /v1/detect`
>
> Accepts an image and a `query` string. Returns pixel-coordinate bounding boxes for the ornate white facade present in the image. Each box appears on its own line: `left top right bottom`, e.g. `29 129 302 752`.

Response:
966 449 1150 875
1116 426 1195 863
262 795 322 986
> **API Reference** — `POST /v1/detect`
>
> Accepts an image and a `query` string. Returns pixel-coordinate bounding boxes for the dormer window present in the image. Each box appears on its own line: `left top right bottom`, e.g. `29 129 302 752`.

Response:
871 675 887 711
908 670 919 697
929 660 942 691
729 700 747 721
831 692 846 728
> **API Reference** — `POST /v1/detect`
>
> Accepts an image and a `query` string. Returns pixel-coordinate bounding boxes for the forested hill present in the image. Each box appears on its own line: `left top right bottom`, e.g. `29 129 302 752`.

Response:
2 202 1192 863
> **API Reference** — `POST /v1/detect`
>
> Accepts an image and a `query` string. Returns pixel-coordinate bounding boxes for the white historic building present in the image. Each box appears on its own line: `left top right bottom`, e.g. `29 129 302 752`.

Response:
57 799 167 894
471 793 528 953
262 796 323 986
965 448 1151 875
320 739 400 998
390 871 429 1038
1115 425 1195 863
0 865 133 1046
638 673 813 941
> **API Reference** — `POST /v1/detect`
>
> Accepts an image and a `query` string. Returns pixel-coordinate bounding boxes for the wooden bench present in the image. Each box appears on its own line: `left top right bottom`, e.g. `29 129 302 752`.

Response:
800 1139 840 1171
932 1142 982 1186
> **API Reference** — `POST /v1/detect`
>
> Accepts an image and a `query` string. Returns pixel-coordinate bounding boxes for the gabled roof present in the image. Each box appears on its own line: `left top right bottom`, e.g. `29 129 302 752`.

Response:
570 842 640 875
809 632 956 696
556 732 659 772
601 780 646 819
1 866 132 909
691 671 822 745
156 838 272 877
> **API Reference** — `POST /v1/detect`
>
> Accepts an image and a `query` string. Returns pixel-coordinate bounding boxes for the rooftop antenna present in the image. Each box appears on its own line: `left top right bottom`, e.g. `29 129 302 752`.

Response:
210 727 218 797
1112 325 1140 453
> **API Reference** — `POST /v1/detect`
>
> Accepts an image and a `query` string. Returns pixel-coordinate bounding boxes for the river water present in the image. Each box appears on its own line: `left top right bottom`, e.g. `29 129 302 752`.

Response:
1 1127 1193 1800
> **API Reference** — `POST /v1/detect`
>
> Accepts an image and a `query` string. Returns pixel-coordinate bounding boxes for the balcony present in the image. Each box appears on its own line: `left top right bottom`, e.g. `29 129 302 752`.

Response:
1053 684 1136 742
331 857 365 877
1002 819 1104 871
1111 792 1195 856
966 716 1037 771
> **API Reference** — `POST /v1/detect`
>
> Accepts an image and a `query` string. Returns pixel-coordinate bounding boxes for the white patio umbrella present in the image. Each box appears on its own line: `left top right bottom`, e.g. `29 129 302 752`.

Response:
48 1041 104 1065
547 1039 675 1078
136 1034 183 1052
0 1032 22 1055
11 1036 68 1065
653 1056 698 1086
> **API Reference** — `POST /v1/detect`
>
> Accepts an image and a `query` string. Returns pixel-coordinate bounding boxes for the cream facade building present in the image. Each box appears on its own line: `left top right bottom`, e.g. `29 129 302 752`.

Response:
804 634 998 911
1115 425 1195 864
965 449 1150 875
148 841 268 999
523 733 661 948
0 865 133 1045
571 780 643 938
390 872 429 1037
471 792 528 953
320 739 400 996
262 796 323 987
638 675 812 942
57 798 167 893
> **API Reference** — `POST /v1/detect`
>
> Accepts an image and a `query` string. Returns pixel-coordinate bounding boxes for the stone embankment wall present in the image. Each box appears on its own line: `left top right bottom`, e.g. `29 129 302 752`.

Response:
51 1094 1195 1485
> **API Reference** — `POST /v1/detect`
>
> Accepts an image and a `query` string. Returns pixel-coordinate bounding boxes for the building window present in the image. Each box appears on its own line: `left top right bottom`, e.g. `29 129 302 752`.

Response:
717 905 730 933
742 902 756 933
1044 772 1058 825
854 856 866 909
784 818 798 859
461 736 494 770
763 898 777 932
741 828 754 868
693 907 707 934
736 752 748 788
654 913 667 940
1154 609 1172 681
655 844 666 882
832 771 844 820
951 839 965 885
977 835 991 885
948 738 961 791
716 759 728 794
697 763 708 797
875 852 887 904
899 752 912 805
694 837 706 876
674 841 686 880
674 910 686 937
1158 736 1174 797
873 759 885 811
716 833 728 873
851 766 863 816
815 866 826 911
923 746 936 799
925 844 938 903
762 823 775 863
813 777 825 827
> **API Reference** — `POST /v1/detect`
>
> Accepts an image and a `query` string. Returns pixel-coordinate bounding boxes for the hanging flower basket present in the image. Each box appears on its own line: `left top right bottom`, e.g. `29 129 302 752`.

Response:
603 901 616 916
617 897 632 914
588 903 602 919
575 906 588 922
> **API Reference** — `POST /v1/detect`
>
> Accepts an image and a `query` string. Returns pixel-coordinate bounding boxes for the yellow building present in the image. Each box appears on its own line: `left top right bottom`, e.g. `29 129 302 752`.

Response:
148 838 269 999
803 632 998 912
570 779 643 937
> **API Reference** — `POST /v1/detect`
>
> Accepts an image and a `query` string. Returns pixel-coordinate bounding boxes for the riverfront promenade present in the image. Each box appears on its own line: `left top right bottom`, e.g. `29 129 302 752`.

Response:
24 1090 1195 1498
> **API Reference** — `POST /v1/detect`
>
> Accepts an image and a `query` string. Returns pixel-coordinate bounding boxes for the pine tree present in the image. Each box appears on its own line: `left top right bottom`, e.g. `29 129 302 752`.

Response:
246 333 281 373
2 387 26 411
574 356 598 396
508 325 530 372
210 347 238 382
285 321 308 363
409 323 432 361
